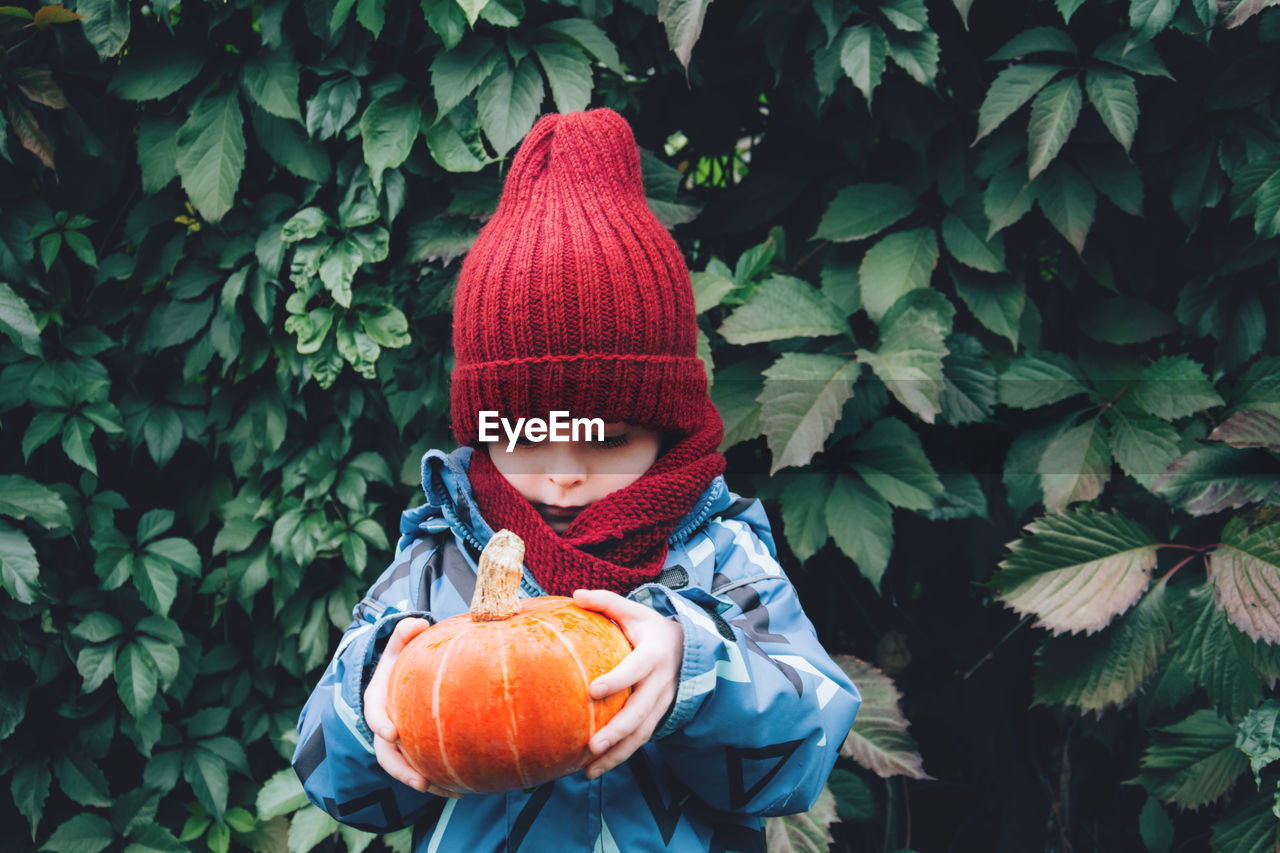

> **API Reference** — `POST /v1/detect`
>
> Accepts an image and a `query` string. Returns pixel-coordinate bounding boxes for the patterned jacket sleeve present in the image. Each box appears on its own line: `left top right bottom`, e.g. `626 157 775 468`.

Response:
631 504 861 817
291 513 455 833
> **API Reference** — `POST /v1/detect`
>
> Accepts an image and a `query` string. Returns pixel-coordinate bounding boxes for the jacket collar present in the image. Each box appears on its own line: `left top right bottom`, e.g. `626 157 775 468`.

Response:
420 446 731 549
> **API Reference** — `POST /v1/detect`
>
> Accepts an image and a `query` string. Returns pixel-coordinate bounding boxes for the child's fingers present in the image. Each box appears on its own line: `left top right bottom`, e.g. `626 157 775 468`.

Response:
372 735 464 799
572 588 653 625
590 646 654 699
387 616 434 652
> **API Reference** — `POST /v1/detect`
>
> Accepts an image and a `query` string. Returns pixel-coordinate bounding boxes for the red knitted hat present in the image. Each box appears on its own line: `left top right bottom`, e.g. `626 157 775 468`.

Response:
450 109 713 445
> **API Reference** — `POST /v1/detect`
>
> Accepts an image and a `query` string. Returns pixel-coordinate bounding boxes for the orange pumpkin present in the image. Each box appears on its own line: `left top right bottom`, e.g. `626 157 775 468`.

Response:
387 530 633 794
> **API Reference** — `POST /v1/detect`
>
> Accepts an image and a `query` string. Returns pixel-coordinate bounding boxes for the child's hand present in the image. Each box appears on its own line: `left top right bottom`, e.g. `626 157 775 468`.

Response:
572 589 684 780
363 617 464 799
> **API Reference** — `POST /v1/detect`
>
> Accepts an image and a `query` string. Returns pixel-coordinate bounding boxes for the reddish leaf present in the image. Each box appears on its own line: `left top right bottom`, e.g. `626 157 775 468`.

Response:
1210 409 1280 452
11 68 68 109
1226 0 1273 28
32 4 81 28
7 102 55 170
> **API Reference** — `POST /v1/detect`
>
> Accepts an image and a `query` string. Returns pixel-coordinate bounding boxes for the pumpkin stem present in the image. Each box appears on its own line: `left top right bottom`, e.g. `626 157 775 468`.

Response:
471 529 525 621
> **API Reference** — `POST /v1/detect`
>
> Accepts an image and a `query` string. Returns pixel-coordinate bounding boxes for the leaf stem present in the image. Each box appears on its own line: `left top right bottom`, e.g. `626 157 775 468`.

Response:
1160 553 1201 582
961 614 1033 680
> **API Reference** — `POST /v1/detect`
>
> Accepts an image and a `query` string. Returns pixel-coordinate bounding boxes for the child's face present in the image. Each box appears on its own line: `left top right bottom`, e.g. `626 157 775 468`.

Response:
485 422 663 533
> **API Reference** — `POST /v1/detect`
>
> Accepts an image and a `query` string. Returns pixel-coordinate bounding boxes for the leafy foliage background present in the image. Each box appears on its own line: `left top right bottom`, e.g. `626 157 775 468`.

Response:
2 0 1280 850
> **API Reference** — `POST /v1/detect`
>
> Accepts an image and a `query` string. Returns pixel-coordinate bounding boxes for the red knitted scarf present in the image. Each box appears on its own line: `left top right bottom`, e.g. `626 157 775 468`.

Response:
467 405 725 596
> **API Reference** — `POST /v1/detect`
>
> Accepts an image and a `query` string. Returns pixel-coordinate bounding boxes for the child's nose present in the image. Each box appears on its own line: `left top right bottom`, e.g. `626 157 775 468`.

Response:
545 445 586 491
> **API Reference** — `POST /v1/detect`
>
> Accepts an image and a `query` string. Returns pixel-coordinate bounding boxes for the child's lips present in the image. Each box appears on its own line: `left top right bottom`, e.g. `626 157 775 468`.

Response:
536 503 583 525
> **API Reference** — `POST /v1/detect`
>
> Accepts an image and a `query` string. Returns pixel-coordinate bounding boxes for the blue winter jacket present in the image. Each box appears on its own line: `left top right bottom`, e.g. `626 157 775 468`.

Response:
292 447 861 851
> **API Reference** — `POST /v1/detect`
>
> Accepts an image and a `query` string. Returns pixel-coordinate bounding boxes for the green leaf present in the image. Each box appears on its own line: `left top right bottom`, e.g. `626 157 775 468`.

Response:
53 753 111 808
62 416 98 474
242 46 302 123
974 64 1065 144
0 520 39 604
691 268 736 314
13 758 50 840
1175 583 1266 721
996 509 1158 635
282 208 330 243
815 183 915 243
657 0 712 69
951 266 1024 347
856 289 954 424
136 116 182 194
758 353 859 473
851 418 944 511
1078 147 1144 215
1034 578 1172 712
839 25 888 106
359 305 410 348
886 29 939 88
319 239 364 308
1209 520 1280 644
73 612 123 643
421 0 466 50
1237 699 1280 786
147 537 201 577
141 405 183 467
123 822 187 853
537 18 623 74
184 747 229 821
1084 69 1139 153
1130 0 1177 41
1128 356 1224 420
858 227 938 324
533 42 592 115
0 281 41 355
133 555 178 616
356 0 385 35
1092 33 1173 79
257 767 309 820
1209 788 1280 853
430 39 500 119
834 656 930 778
990 27 1077 61
110 41 205 101
1027 76 1082 180
176 91 247 223
718 275 849 344
76 643 117 693
305 77 361 141
476 58 544 157
360 90 421 194
880 0 928 31
288 807 338 853
1111 415 1180 490
1137 709 1249 810
941 196 1006 272
1140 795 1175 853
77 0 129 57
141 297 214 352
1037 415 1110 512
0 475 70 528
940 338 997 426
712 359 766 448
826 474 894 588
41 813 115 853
455 0 489 26
780 475 830 562
116 641 159 721
1036 160 1096 253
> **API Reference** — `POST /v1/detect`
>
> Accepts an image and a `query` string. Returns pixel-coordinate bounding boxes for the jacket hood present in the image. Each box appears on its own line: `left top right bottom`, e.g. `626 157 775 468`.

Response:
418 446 732 550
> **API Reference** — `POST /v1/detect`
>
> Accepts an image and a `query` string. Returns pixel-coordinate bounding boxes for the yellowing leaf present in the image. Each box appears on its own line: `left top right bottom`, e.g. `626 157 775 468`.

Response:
1209 520 1280 644
996 509 1158 635
834 656 930 779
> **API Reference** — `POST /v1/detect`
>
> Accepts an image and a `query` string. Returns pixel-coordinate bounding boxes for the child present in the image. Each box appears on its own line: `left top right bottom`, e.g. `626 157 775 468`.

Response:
292 109 861 851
